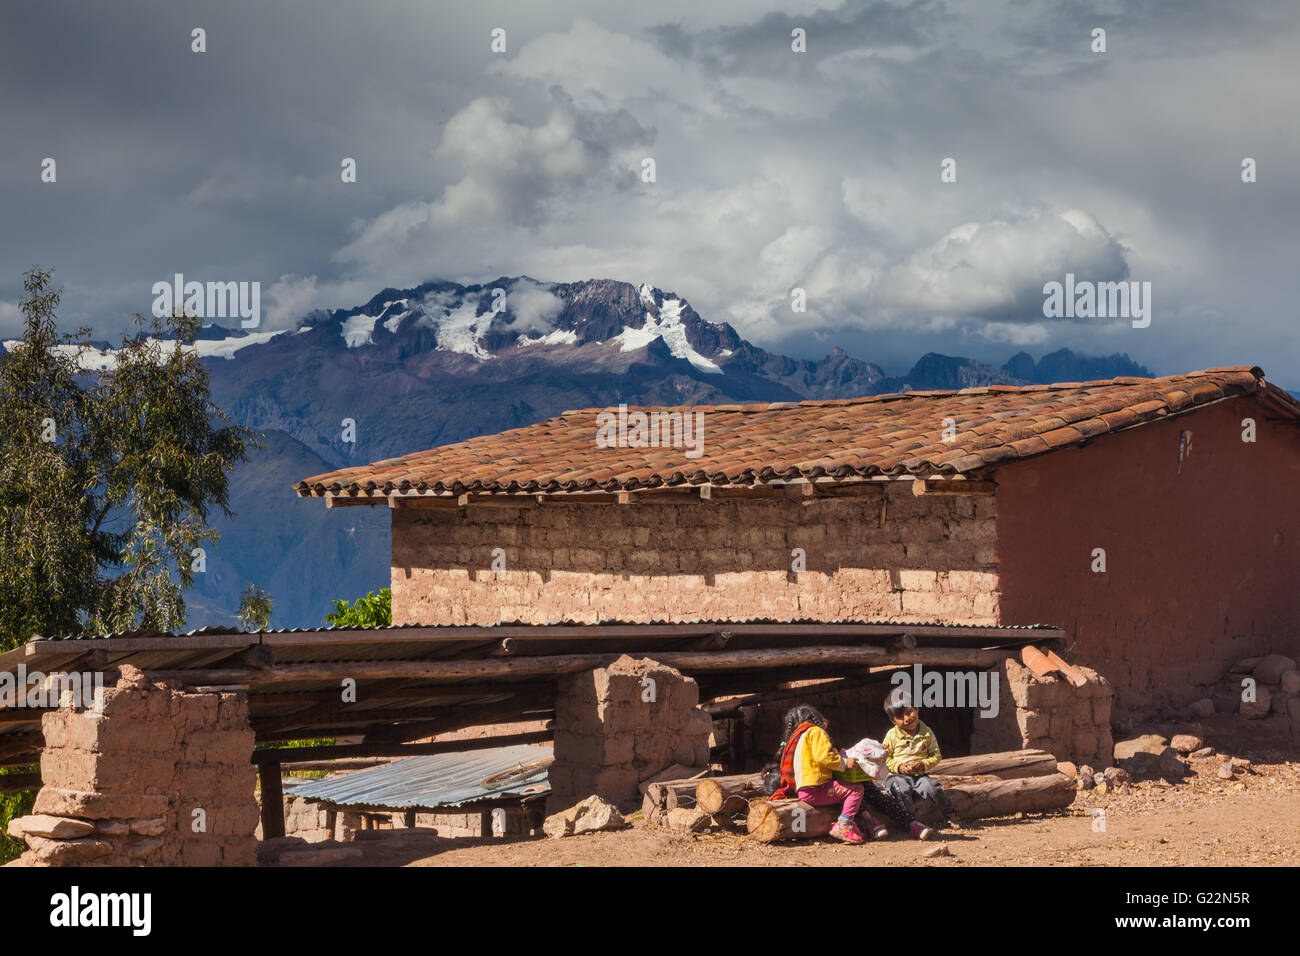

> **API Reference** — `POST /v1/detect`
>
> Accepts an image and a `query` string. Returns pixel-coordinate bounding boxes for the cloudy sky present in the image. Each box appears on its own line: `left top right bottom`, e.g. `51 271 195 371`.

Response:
1 0 1297 383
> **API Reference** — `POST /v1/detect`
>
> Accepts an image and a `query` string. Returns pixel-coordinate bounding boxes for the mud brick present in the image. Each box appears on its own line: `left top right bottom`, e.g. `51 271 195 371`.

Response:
33 788 169 821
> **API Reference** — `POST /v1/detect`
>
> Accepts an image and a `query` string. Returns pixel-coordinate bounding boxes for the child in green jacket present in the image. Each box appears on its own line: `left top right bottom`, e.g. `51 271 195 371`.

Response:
882 694 962 827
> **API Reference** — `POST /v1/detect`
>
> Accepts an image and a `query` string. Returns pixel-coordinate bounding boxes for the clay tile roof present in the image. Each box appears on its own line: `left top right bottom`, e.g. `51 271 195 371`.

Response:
295 367 1299 497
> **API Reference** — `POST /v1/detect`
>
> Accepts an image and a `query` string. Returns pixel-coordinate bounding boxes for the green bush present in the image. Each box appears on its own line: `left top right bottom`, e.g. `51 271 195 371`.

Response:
0 766 37 864
325 588 391 628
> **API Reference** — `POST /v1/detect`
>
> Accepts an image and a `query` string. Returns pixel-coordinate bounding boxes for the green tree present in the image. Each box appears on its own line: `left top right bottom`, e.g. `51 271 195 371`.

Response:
237 583 273 631
0 267 252 650
325 587 391 627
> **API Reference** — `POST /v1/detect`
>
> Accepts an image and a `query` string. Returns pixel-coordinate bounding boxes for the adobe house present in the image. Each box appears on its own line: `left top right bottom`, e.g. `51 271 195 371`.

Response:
298 366 1300 722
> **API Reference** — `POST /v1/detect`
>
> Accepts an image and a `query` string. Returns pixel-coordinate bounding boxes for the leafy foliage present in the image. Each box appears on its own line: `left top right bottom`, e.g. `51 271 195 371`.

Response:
0 766 36 864
237 582 273 631
0 267 253 650
325 587 391 628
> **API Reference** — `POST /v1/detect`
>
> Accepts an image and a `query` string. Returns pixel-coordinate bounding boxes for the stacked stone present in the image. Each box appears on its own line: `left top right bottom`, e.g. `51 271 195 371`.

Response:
971 657 1113 766
1196 653 1300 732
549 655 713 811
9 665 259 866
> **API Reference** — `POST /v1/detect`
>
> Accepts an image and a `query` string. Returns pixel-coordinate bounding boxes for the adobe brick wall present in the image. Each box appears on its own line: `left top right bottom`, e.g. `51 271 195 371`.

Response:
969 658 1114 766
548 655 713 810
391 483 999 626
996 396 1300 719
9 666 259 866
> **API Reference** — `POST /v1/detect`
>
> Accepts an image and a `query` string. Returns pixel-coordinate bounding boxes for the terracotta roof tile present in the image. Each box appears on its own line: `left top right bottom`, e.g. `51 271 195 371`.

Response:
296 368 1297 497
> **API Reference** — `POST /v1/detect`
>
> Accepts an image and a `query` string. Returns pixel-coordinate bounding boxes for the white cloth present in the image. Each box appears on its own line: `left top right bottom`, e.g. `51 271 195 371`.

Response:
844 738 890 781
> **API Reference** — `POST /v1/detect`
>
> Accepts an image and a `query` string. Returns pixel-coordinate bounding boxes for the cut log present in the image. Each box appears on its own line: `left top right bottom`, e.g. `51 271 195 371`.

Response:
644 778 705 812
641 791 665 826
746 799 838 843
696 774 766 814
915 772 1076 825
638 765 706 796
930 749 1057 780
663 781 701 812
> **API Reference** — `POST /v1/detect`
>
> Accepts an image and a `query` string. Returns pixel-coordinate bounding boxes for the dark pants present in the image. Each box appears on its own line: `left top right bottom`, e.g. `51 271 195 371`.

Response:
885 773 953 818
858 780 915 830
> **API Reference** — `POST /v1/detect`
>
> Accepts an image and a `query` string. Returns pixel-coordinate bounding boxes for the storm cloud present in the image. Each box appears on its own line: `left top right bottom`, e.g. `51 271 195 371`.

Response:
1 0 1296 383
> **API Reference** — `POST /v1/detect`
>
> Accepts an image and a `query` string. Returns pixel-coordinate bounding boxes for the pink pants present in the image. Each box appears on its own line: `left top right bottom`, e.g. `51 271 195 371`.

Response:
798 780 863 820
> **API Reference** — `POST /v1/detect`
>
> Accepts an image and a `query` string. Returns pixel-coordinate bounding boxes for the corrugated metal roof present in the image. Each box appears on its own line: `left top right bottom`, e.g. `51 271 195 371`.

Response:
285 744 552 810
28 618 1062 642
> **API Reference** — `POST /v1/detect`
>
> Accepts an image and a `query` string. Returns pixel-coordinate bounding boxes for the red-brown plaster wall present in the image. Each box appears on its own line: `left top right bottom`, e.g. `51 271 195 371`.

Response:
996 396 1300 717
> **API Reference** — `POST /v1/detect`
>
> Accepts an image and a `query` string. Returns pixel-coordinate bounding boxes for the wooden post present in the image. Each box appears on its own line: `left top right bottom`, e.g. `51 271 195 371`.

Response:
258 760 285 839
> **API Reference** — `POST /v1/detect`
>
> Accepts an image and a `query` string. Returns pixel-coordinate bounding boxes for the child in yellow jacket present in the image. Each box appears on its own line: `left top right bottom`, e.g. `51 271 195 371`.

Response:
773 705 867 844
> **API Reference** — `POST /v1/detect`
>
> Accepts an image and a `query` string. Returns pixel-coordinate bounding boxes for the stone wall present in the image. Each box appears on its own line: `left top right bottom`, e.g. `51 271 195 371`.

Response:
970 658 1114 767
391 483 999 626
9 666 259 866
548 656 713 810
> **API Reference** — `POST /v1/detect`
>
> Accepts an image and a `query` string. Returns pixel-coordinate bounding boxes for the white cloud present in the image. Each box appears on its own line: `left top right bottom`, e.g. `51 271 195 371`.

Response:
261 275 323 330
505 280 564 333
871 208 1130 319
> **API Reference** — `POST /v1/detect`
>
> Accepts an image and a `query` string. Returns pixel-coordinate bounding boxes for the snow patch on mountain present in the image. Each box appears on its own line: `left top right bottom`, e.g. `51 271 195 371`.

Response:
615 287 721 374
383 310 412 333
342 299 411 347
431 298 495 359
6 330 290 369
341 314 381 348
518 328 579 347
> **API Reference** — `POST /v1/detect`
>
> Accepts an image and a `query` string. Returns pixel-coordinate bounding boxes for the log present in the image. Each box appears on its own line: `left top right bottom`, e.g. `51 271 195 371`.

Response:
930 749 1058 780
915 773 1076 825
641 791 664 826
746 799 837 843
662 781 701 812
638 764 705 796
696 773 766 814
746 772 1077 840
644 778 705 812
144 644 1015 687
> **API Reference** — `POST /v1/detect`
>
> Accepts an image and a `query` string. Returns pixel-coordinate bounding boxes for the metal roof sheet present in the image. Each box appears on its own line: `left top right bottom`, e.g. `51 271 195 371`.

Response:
285 744 552 810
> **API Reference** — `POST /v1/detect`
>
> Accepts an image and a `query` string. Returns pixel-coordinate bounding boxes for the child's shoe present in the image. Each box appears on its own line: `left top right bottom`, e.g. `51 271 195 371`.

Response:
830 818 866 844
909 821 934 840
857 812 889 840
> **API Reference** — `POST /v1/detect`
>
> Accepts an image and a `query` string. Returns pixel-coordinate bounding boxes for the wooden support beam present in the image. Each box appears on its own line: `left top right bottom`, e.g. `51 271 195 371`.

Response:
251 683 548 706
617 488 704 505
456 493 539 509
258 759 286 839
250 730 553 765
911 479 997 496
388 495 461 510
801 481 885 500
325 493 379 508
153 644 1014 688
0 772 41 794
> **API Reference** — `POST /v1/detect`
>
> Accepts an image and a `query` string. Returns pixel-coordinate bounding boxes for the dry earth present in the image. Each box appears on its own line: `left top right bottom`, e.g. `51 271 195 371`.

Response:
297 740 1300 867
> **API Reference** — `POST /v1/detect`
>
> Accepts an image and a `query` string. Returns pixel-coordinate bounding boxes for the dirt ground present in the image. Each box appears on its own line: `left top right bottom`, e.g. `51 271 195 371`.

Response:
311 735 1300 867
